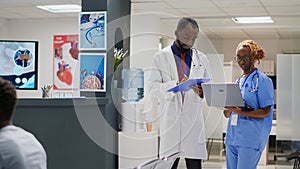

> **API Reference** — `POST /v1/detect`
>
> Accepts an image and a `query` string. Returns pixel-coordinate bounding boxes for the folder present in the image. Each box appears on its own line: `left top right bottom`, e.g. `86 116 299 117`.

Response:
167 78 211 92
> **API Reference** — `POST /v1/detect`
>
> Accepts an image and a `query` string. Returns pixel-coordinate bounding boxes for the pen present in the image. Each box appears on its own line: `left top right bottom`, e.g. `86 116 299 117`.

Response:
41 87 49 97
182 71 188 78
41 87 46 92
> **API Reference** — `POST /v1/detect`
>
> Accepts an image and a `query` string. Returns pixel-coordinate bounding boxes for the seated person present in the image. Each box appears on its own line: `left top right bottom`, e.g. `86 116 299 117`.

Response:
0 77 47 169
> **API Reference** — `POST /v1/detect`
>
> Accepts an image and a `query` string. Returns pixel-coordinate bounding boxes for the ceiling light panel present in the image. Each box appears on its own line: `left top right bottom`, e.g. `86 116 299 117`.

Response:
223 6 268 16
260 0 300 6
232 16 274 24
36 4 81 13
210 0 261 8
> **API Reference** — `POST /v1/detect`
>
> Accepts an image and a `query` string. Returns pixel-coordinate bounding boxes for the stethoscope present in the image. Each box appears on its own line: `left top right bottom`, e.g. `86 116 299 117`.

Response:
173 47 211 79
191 48 211 78
237 68 259 92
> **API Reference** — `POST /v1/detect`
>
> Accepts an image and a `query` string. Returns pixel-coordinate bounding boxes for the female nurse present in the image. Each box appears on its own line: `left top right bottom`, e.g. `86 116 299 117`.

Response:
223 40 274 169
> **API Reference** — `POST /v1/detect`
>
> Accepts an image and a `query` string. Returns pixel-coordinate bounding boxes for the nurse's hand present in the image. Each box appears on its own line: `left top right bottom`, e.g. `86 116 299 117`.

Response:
223 109 232 118
190 84 203 98
225 106 243 115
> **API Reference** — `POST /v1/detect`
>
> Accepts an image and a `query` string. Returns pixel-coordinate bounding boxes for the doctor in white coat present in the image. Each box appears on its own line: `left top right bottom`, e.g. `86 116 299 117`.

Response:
148 17 211 169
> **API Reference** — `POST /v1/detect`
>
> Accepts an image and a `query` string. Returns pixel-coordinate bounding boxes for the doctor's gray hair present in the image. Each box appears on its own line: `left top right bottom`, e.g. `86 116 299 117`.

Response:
177 17 199 31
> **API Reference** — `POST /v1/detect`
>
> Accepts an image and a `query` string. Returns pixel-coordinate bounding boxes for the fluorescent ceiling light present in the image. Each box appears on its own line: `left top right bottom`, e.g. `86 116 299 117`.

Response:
37 4 81 13
232 16 274 24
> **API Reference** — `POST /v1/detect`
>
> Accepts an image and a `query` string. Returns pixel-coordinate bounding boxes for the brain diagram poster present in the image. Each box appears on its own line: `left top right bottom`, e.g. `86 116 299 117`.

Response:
79 53 106 92
53 35 79 90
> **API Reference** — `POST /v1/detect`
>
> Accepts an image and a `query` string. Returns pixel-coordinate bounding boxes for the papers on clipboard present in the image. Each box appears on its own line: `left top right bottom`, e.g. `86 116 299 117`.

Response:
167 78 211 92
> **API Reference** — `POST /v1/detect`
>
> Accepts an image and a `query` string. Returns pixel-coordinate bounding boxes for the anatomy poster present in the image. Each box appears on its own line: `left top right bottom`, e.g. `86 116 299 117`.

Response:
79 11 107 50
53 34 79 90
80 53 106 92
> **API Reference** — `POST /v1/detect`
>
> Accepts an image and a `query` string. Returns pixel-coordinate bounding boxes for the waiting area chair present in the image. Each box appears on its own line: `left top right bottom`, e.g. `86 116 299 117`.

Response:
154 151 182 169
133 158 161 169
129 151 183 169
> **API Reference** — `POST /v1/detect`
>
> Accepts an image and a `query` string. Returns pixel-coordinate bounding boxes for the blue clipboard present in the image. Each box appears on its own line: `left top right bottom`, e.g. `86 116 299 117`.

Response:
167 78 211 92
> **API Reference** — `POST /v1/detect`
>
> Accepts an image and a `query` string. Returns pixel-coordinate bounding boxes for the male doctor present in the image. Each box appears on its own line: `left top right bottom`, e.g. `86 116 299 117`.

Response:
148 17 211 169
0 78 47 169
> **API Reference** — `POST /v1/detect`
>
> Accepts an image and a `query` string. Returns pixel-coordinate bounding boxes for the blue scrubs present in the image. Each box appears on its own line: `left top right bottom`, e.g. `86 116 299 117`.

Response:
225 68 274 169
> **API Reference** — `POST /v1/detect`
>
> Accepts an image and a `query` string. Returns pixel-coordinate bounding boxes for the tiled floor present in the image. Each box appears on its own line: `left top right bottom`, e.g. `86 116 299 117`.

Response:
174 138 296 169
123 138 296 169
177 160 293 169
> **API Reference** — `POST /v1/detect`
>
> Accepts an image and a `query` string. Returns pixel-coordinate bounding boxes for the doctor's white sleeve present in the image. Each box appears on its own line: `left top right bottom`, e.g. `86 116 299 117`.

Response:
144 52 177 122
148 52 177 97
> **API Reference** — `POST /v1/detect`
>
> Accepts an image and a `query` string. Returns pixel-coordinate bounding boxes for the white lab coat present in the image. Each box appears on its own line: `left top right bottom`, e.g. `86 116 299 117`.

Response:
148 45 211 159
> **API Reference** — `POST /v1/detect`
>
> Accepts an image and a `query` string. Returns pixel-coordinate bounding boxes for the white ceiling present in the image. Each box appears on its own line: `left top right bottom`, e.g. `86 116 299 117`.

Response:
1 0 300 40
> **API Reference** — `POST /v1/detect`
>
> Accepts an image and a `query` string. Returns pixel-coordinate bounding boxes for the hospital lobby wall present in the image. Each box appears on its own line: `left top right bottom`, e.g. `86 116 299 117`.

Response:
2 0 131 169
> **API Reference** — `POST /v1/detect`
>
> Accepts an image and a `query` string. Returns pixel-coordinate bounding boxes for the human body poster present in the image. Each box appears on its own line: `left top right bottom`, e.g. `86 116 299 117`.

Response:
53 34 79 90
79 11 107 50
80 53 106 92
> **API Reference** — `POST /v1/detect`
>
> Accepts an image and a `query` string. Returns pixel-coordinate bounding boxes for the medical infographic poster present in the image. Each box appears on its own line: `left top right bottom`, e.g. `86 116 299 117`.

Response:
53 34 79 90
79 11 107 50
0 40 38 90
79 53 106 92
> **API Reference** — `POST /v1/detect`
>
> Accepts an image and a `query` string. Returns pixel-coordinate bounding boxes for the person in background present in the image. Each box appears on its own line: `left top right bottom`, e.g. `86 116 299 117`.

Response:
0 77 47 169
223 40 274 169
148 17 211 169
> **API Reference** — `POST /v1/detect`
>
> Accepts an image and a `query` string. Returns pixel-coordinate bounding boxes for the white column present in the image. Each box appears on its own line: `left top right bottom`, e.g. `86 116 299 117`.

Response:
130 13 161 130
130 13 160 69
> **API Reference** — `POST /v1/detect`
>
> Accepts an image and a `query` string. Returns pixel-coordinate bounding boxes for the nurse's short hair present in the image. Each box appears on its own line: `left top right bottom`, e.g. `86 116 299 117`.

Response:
0 77 17 121
237 40 266 64
177 17 199 31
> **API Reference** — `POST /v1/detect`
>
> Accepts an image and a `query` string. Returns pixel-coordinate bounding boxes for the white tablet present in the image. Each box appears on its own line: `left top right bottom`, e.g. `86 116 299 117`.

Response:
202 83 245 107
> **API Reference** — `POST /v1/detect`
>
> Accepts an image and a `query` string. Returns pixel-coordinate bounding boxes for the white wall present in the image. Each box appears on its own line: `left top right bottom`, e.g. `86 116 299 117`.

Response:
0 18 8 38
130 14 160 69
159 19 300 70
210 39 279 62
4 17 79 98
208 39 300 69
130 14 160 105
3 16 300 98
130 14 161 131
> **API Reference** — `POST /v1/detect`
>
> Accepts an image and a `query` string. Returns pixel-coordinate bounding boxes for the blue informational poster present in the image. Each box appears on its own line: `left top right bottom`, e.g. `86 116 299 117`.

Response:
79 53 106 92
79 11 107 50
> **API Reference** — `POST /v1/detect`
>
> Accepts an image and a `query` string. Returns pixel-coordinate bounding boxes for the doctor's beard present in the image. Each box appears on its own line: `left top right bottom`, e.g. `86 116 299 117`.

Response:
176 39 191 52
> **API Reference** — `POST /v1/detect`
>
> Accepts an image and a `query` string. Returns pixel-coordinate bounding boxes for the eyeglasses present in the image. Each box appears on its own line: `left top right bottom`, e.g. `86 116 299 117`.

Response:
234 55 250 62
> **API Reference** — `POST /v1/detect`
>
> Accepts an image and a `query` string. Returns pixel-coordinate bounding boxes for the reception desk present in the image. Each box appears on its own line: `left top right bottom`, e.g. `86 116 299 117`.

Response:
13 97 117 169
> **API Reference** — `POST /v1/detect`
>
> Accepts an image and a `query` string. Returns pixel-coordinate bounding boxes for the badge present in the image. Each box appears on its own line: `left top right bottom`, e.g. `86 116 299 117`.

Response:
231 114 238 126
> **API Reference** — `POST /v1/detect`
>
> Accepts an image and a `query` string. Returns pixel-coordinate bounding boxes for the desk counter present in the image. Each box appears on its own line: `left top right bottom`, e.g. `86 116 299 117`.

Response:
13 97 117 169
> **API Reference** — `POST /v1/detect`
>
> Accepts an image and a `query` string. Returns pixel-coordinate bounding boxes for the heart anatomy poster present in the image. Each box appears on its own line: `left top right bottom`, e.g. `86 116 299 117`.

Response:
53 34 79 90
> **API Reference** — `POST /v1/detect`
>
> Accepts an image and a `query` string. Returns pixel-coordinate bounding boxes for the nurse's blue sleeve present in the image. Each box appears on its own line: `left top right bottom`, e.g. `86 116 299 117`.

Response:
257 76 274 108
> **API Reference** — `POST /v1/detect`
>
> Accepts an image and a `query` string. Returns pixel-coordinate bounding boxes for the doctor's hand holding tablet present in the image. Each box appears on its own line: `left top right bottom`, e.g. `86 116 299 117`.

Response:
190 84 204 98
